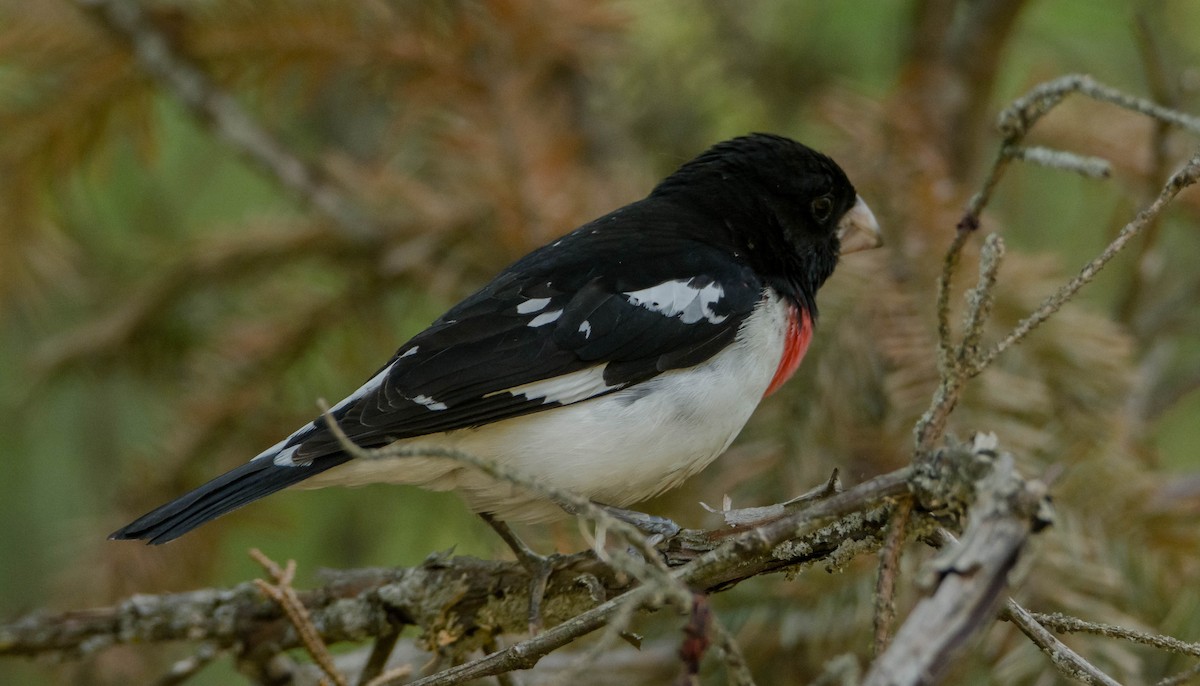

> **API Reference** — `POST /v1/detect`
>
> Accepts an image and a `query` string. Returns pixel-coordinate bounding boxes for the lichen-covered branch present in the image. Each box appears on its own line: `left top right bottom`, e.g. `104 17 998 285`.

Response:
3 439 1026 684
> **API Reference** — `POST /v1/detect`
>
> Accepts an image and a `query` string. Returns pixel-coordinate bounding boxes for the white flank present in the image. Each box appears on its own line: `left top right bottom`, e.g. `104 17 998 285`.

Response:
527 309 563 327
412 394 448 411
492 364 612 405
303 292 794 523
624 279 727 324
516 297 551 314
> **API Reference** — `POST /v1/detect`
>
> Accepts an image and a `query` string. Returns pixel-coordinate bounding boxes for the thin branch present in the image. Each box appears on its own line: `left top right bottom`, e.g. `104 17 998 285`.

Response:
371 467 918 686
1027 611 1200 659
1003 601 1121 686
1004 146 1112 178
958 234 1005 369
934 228 972 380
916 234 1005 452
400 590 651 686
251 549 348 686
969 153 1200 376
872 496 913 657
996 74 1200 140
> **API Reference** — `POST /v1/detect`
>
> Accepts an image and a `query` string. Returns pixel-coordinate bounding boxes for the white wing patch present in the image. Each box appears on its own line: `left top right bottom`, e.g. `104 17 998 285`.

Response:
624 279 728 324
328 362 394 414
272 443 302 467
412 394 448 411
490 364 613 405
399 346 419 359
527 309 563 328
517 297 552 314
578 320 592 338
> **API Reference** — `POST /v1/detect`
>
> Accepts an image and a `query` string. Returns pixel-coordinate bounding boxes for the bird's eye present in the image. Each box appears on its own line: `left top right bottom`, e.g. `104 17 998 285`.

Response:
811 195 834 223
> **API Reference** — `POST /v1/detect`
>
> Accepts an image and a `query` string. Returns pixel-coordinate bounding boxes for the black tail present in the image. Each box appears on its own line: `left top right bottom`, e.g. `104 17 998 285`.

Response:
110 455 350 544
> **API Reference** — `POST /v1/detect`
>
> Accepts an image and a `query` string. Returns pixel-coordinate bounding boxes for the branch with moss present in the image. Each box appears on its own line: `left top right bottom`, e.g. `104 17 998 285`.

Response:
2 437 1038 686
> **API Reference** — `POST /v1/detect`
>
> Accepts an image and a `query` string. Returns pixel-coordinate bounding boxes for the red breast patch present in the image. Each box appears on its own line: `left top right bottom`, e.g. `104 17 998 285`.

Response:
764 305 812 397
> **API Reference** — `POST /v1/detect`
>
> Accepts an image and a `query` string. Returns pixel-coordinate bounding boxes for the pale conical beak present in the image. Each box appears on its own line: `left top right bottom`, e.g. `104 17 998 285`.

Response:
837 195 883 254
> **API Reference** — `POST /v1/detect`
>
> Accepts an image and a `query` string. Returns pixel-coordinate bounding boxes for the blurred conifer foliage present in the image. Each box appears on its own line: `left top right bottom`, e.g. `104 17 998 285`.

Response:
2 1 1200 683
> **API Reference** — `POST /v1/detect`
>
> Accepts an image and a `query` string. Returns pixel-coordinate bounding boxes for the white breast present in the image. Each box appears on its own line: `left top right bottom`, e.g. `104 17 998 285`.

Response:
304 291 791 522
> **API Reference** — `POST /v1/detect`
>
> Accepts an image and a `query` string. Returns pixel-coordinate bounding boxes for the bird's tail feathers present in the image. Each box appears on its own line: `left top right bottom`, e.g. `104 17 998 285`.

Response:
110 454 349 544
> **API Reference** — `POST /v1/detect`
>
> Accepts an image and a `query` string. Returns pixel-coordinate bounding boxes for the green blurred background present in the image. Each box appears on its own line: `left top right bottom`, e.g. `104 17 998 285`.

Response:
3 0 1200 683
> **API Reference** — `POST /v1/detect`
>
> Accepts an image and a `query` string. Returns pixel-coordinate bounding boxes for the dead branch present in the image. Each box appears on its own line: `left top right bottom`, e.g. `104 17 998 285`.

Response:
863 436 1052 686
2 439 1017 680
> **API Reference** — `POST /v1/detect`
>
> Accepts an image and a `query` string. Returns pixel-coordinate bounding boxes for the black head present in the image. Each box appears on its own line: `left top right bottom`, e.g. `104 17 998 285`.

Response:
651 133 879 314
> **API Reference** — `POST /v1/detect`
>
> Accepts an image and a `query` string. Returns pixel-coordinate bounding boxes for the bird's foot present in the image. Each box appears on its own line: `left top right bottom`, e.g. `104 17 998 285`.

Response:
594 503 681 543
479 513 554 634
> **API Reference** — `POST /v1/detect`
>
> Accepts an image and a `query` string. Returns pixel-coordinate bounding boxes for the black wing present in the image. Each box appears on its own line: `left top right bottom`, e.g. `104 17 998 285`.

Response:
111 201 764 543
289 206 764 460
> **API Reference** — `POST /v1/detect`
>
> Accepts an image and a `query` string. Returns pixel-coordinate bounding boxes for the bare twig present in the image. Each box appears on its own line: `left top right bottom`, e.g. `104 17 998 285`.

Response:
872 497 913 656
0 481 908 662
1026 611 1200 658
251 549 349 686
969 153 1200 375
1004 146 1111 178
997 74 1200 140
1003 601 1121 686
393 467 918 686
916 234 1005 451
958 234 1006 370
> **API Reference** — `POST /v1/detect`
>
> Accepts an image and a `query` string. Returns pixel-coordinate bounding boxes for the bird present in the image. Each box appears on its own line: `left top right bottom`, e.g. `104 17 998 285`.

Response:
111 133 881 546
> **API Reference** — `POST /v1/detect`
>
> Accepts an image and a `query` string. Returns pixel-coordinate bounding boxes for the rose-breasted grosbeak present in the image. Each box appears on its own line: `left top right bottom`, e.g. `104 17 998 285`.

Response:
112 133 881 544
